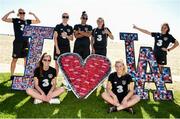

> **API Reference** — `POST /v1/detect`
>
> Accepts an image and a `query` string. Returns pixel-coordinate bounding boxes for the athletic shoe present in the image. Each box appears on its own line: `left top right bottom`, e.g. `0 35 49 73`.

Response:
34 99 43 104
108 106 117 113
49 98 60 104
123 107 135 115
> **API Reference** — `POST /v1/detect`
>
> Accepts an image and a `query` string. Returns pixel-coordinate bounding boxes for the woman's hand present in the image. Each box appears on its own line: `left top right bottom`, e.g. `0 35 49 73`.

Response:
56 48 60 55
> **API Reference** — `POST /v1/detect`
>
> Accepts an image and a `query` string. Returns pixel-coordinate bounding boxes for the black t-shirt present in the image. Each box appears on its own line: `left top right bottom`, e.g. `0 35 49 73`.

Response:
54 23 73 48
74 24 92 47
108 72 133 96
151 32 176 54
34 66 56 92
92 27 111 48
12 18 31 42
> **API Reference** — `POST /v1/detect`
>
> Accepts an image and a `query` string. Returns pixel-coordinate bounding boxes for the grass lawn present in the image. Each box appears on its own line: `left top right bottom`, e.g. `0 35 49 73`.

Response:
0 73 180 118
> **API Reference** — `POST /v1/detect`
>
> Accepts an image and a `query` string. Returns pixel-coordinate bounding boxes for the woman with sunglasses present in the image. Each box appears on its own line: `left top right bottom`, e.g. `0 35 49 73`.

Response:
53 13 73 75
26 53 65 104
101 60 140 114
91 17 114 56
133 23 179 71
73 11 92 60
1 8 40 76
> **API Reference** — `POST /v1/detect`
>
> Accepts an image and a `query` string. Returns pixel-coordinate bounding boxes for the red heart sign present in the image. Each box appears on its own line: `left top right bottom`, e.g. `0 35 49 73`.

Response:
57 53 111 99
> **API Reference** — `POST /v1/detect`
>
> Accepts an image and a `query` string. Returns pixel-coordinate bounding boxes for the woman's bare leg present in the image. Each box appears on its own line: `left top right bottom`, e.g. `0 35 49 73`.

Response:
117 95 140 111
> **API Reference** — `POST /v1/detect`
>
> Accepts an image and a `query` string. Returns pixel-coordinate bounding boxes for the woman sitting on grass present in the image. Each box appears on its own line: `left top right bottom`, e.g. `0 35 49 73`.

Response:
26 53 65 104
101 60 140 114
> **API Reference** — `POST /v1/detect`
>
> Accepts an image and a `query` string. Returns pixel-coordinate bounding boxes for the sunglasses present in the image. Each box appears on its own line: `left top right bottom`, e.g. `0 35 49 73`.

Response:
43 59 51 62
62 16 69 19
82 17 88 20
19 12 25 15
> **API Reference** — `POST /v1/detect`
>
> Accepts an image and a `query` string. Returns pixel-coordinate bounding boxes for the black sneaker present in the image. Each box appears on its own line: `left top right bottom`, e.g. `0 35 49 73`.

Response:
108 106 117 113
123 107 135 115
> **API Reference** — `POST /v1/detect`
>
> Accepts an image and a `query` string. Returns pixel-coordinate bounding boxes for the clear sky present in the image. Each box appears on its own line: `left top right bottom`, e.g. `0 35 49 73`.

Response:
0 0 180 41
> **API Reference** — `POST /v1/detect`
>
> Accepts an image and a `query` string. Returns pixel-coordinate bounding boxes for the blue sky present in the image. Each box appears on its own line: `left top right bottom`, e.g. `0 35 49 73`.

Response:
0 0 180 40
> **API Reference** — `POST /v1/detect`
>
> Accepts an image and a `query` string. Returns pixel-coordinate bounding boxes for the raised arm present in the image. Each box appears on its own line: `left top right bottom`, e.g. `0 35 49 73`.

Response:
133 24 151 36
29 12 40 24
1 10 15 23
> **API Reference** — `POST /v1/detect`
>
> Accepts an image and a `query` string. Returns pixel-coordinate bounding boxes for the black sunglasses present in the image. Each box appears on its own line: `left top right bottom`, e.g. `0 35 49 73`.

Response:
19 12 25 15
43 59 51 62
82 17 88 20
62 16 69 19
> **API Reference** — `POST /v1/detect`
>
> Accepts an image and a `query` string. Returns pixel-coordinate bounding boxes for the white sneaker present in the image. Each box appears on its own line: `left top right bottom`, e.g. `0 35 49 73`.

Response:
34 99 43 104
49 98 60 104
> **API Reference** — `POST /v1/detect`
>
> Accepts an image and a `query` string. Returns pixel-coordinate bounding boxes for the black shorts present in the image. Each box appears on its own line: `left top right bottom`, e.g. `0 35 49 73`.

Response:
73 46 90 60
154 52 167 65
94 47 107 56
54 46 70 60
113 91 127 103
12 41 29 58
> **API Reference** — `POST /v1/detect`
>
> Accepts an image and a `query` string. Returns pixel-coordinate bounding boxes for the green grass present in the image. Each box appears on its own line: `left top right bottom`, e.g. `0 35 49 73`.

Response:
0 73 180 118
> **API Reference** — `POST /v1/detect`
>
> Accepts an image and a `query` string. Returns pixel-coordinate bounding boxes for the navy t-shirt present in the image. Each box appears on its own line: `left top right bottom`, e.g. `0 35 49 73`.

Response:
74 24 92 48
92 27 111 48
12 18 31 42
151 32 176 54
54 23 73 48
34 66 56 94
108 72 133 97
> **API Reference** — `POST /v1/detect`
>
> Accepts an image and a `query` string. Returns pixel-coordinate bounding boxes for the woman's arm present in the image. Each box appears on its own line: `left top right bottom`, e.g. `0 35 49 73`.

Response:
78 31 92 37
133 24 151 35
66 34 73 41
90 36 95 53
74 30 84 39
104 28 114 40
1 10 14 23
168 40 179 51
106 82 117 98
124 82 134 100
29 12 40 24
34 77 45 95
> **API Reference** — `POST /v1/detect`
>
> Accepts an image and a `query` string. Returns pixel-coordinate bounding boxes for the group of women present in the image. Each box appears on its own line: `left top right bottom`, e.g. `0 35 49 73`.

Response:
2 8 179 114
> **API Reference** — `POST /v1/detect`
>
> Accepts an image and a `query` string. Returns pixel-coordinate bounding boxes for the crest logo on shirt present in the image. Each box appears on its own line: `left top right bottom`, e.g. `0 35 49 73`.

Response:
122 80 126 85
114 81 117 84
85 27 88 32
163 37 168 41
48 74 53 79
67 29 70 33
102 30 106 34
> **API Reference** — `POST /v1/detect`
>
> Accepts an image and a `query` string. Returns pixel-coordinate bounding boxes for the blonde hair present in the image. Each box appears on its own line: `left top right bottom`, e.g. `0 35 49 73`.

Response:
115 59 127 76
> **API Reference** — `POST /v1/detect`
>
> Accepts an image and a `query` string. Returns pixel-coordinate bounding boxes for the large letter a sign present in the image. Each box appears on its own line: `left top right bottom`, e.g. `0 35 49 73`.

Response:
120 32 173 101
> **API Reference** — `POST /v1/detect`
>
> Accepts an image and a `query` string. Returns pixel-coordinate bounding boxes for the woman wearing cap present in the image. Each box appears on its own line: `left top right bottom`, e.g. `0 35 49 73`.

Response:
73 11 92 60
91 17 114 56
53 13 73 75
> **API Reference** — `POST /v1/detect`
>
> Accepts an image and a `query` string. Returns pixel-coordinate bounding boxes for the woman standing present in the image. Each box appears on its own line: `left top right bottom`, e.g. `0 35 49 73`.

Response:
53 13 73 75
1 8 40 76
133 23 179 71
101 60 140 114
73 11 92 60
91 17 114 56
26 53 65 104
